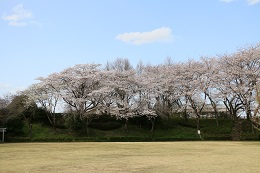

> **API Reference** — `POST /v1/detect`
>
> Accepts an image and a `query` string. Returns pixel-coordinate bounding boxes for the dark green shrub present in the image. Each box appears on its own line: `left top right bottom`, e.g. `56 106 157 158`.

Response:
89 114 122 131
130 116 150 128
240 132 260 141
65 116 84 131
5 116 24 135
73 137 108 142
92 114 117 122
109 136 152 142
156 117 196 130
203 134 231 141
241 120 254 133
0 108 10 126
175 118 197 128
5 137 31 142
33 108 48 124
155 116 176 130
89 121 122 131
153 137 199 141
201 119 232 134
31 137 73 142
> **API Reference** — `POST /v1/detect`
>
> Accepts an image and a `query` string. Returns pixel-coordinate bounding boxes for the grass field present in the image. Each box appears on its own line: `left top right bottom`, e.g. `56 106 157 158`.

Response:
0 142 260 173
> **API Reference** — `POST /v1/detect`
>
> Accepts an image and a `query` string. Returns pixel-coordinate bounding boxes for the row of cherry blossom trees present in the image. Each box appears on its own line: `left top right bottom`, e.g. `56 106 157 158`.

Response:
23 43 260 133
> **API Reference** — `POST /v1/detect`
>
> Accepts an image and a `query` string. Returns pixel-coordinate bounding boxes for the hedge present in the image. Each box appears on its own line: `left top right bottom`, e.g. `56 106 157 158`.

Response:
31 137 74 142
5 137 31 143
4 135 259 143
108 136 152 142
73 137 108 142
153 137 200 141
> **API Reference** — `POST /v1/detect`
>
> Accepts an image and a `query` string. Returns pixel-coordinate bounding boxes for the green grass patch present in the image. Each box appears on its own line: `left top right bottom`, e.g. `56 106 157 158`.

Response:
4 118 260 142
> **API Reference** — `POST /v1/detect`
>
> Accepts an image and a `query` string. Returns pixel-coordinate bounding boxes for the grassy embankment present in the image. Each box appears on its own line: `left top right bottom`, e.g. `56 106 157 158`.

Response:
5 118 260 142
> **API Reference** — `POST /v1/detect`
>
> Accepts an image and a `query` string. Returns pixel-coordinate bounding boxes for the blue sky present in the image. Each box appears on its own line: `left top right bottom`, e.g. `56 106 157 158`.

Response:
0 0 260 96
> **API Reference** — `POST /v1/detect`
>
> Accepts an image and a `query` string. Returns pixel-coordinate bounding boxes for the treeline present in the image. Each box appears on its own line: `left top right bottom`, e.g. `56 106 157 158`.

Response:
1 43 260 141
0 96 257 142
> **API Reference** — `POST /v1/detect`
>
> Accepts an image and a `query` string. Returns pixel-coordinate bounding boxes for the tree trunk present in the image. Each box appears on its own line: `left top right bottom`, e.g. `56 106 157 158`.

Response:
150 119 155 133
46 111 55 130
252 124 255 134
86 118 90 134
206 93 219 127
29 124 32 140
186 95 202 139
215 112 219 127
231 119 242 141
86 125 89 134
53 114 56 131
125 119 129 131
246 108 251 120
183 110 188 122
196 116 200 132
195 113 202 140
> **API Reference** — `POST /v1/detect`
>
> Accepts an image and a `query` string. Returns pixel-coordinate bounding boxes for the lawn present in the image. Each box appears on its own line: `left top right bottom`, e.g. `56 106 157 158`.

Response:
0 142 259 173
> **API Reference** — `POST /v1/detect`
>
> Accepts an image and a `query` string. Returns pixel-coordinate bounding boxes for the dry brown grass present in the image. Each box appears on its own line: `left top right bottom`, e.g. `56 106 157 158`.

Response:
0 142 260 173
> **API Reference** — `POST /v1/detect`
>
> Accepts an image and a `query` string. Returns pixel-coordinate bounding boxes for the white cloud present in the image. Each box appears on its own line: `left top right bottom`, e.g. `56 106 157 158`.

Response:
2 3 33 27
116 27 173 45
247 0 260 5
8 21 27 27
220 0 260 5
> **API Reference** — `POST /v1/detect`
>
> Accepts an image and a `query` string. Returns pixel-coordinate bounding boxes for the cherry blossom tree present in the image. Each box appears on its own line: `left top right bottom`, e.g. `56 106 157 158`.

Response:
215 44 260 139
217 44 260 120
31 64 111 133
105 58 154 131
135 64 159 132
107 69 139 130
251 86 260 130
146 64 181 120
151 64 175 119
24 76 60 130
201 57 223 126
174 60 207 134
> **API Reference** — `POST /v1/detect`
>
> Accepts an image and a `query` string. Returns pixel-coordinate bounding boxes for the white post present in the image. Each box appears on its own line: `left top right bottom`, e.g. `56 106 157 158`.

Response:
1 128 6 142
197 130 202 140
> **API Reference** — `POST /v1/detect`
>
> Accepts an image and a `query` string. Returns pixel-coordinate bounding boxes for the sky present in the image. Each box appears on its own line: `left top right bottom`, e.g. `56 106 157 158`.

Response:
0 0 260 96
